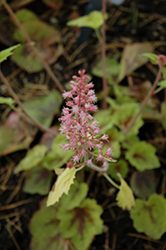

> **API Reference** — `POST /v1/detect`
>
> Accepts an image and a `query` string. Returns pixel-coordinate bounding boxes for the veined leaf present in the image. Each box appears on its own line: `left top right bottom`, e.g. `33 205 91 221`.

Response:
125 141 160 171
57 198 103 250
29 199 68 250
130 194 166 239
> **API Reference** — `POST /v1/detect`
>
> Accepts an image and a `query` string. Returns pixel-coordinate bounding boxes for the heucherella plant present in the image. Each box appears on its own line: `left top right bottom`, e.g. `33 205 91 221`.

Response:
47 70 135 210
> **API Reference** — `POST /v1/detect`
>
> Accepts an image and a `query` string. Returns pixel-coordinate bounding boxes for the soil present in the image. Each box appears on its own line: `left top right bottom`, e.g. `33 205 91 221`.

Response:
1 0 166 250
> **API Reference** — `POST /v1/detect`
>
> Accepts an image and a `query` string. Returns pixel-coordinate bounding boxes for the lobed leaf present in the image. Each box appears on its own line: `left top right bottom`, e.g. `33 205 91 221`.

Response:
130 194 166 239
57 198 103 250
125 141 160 171
29 199 69 250
116 174 135 210
23 166 53 195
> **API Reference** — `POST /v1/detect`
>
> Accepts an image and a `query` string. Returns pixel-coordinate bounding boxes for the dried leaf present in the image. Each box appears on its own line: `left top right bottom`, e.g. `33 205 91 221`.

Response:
47 167 76 206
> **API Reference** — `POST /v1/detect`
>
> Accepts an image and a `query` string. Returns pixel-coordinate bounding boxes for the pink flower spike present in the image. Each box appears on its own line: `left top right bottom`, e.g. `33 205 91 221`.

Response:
59 69 114 171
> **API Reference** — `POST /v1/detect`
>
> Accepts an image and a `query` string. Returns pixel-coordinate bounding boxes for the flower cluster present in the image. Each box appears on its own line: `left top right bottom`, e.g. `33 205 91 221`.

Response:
59 70 113 172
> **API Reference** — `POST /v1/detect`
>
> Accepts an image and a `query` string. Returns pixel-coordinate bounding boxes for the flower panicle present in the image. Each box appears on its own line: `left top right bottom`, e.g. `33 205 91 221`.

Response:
59 70 114 173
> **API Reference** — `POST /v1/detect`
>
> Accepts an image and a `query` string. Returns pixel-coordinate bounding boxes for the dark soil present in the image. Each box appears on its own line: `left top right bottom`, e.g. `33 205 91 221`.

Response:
1 0 166 250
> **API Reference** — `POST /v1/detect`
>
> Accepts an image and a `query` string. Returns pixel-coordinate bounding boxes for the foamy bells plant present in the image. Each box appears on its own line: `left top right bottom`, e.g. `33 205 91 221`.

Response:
47 70 135 209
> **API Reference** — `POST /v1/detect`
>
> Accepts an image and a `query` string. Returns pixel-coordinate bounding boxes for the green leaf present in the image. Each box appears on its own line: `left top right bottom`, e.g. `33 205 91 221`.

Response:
57 198 103 250
116 174 135 210
29 199 68 250
161 102 166 130
115 103 144 137
67 11 105 30
125 141 160 171
23 91 62 127
14 145 47 173
15 8 37 23
0 44 20 63
155 80 166 94
23 166 53 195
130 170 156 199
47 167 76 206
142 53 158 64
162 67 166 78
92 57 119 84
130 194 166 239
94 109 117 133
109 159 129 181
42 133 73 170
122 135 140 149
60 181 88 210
0 97 15 108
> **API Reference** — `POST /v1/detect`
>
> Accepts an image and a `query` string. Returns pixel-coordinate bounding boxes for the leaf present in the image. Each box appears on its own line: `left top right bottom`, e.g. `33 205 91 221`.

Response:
161 102 166 130
0 97 15 108
130 170 156 199
15 145 47 173
12 9 63 73
116 174 135 210
142 53 158 64
115 103 144 137
94 109 117 133
0 44 20 63
0 111 36 156
47 167 76 206
67 11 105 30
92 57 120 84
122 135 140 149
42 133 73 170
130 194 166 239
23 91 62 127
118 43 153 82
23 166 53 195
57 198 103 250
60 181 88 210
30 199 69 250
109 159 129 181
162 67 166 78
125 141 160 171
155 80 166 94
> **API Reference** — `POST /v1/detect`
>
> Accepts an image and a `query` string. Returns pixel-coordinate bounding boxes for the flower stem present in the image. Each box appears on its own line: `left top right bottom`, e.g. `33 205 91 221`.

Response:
103 173 120 189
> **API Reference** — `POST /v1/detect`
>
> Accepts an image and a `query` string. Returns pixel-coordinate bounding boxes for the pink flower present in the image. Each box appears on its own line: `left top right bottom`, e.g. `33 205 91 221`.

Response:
59 70 113 172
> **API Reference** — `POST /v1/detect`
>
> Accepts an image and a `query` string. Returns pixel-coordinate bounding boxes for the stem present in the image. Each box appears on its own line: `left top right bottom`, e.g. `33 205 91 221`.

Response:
0 70 57 136
101 0 107 109
103 173 120 189
123 66 162 136
95 29 102 42
1 0 64 93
